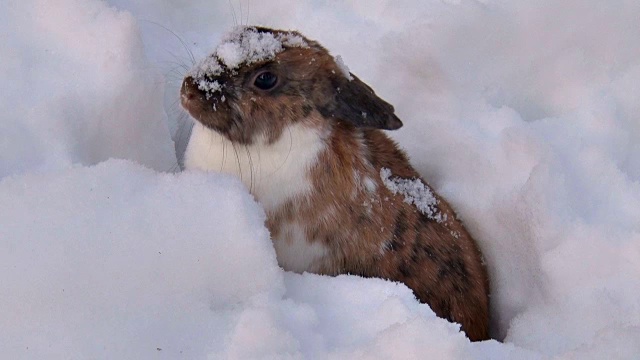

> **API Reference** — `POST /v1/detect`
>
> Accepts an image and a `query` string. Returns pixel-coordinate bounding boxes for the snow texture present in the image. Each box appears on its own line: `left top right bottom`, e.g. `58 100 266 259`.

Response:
380 167 444 222
187 26 308 95
2 0 640 359
334 55 354 81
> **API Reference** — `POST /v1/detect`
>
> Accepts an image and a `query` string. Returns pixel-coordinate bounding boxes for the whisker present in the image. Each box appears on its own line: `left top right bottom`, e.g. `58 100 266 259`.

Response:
231 142 243 182
164 65 188 79
171 112 192 170
255 136 262 184
164 70 188 88
228 0 238 26
164 50 192 74
246 0 251 25
140 19 196 65
162 55 191 73
244 144 255 193
221 137 227 171
271 126 293 176
205 119 216 156
168 99 182 114
176 114 193 154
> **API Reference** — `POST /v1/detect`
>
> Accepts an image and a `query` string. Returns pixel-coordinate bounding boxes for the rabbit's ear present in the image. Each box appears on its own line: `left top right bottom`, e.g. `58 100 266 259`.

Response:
317 73 403 130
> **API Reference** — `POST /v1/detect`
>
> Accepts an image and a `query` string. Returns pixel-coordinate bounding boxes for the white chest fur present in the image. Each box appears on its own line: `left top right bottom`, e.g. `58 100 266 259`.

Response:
270 222 330 273
184 121 330 272
184 122 325 210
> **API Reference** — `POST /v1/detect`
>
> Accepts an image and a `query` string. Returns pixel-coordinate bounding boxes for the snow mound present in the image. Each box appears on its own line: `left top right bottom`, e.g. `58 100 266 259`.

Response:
0 160 525 359
0 160 279 358
0 0 176 177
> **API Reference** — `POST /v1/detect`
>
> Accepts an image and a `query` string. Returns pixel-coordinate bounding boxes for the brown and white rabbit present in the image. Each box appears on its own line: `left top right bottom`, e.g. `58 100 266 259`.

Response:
181 26 489 341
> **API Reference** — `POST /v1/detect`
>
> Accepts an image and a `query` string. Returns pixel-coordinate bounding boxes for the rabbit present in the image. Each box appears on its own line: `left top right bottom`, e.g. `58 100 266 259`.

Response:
181 26 489 341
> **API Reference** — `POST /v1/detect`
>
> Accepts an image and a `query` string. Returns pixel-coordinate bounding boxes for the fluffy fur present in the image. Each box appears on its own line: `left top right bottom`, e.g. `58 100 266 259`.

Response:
185 120 326 210
181 26 490 341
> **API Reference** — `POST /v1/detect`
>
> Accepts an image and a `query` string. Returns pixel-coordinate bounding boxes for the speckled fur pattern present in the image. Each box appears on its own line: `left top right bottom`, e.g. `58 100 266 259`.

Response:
181 27 490 341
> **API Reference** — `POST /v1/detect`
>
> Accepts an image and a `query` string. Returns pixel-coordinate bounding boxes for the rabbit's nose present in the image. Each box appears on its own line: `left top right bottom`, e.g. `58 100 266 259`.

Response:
180 77 209 119
181 77 201 103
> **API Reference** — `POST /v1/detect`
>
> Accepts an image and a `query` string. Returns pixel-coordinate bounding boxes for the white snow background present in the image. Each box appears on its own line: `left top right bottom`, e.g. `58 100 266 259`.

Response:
1 0 639 359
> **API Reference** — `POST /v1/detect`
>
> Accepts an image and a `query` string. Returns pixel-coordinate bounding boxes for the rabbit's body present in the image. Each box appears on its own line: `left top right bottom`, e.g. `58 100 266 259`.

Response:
186 119 332 273
182 26 490 341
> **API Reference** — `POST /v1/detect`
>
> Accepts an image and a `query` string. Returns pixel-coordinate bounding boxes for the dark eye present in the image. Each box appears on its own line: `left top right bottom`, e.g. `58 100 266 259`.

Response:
253 71 278 90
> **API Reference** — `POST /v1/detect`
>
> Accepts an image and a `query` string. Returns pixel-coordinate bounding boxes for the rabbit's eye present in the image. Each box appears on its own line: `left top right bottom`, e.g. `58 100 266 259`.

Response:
253 71 278 90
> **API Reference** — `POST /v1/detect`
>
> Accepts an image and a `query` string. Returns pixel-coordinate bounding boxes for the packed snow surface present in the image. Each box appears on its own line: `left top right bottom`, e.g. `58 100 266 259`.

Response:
2 0 640 359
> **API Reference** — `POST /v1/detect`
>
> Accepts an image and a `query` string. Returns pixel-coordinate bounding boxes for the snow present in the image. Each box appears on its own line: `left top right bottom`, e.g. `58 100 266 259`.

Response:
0 160 278 358
188 26 308 94
0 0 176 176
380 167 444 223
2 0 640 359
334 55 354 81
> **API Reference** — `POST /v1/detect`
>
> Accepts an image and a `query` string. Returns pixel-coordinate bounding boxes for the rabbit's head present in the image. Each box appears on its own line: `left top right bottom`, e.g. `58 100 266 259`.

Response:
181 26 402 145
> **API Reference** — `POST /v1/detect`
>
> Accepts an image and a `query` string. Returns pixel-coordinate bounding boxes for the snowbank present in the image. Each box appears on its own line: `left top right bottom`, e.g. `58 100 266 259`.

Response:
0 160 277 358
1 0 639 359
0 0 176 177
0 160 532 358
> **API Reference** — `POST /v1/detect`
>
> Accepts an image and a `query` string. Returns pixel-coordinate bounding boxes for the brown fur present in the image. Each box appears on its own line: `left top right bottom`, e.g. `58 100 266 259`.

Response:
182 27 490 341
266 120 489 341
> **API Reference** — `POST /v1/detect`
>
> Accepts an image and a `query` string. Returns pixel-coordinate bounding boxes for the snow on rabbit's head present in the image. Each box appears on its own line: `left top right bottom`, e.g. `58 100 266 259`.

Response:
181 26 402 144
